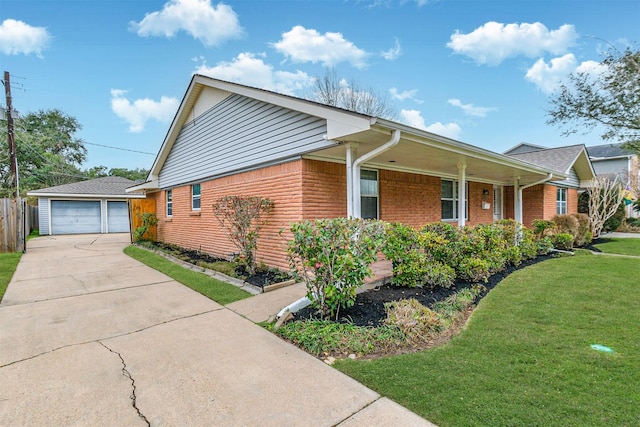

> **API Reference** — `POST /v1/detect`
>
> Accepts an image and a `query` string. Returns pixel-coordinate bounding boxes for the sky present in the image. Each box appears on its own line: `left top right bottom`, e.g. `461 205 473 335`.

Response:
1 0 639 171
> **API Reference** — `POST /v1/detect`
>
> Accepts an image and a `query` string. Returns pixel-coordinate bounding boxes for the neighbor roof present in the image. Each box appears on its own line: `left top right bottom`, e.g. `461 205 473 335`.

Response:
505 144 596 184
27 177 145 198
586 143 636 159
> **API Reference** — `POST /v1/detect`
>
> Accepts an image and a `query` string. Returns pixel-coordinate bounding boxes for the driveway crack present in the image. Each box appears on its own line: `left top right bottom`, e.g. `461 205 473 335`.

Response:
98 341 150 426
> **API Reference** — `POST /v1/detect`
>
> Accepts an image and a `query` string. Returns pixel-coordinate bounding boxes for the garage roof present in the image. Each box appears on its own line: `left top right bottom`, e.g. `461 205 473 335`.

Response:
27 177 146 199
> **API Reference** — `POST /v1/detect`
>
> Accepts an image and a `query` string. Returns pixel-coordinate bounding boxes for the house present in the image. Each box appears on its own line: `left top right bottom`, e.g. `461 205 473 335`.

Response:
128 75 573 270
28 176 145 235
586 143 639 217
504 143 596 227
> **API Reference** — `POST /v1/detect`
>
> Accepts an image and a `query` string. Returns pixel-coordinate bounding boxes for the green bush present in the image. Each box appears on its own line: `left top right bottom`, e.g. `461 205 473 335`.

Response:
552 233 575 250
286 218 386 320
552 214 579 237
603 203 626 232
532 219 556 238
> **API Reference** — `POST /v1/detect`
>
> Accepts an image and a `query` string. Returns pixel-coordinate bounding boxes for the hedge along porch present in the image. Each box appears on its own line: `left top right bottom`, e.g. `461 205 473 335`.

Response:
128 76 568 270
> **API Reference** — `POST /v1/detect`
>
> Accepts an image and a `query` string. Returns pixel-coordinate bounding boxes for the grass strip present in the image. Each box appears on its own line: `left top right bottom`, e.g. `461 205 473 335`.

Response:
335 251 640 427
124 245 251 305
0 252 22 302
592 236 640 256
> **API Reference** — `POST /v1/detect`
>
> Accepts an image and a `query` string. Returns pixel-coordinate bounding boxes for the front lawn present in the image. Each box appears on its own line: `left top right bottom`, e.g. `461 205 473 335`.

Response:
0 252 22 302
592 236 640 256
124 246 251 305
335 251 640 426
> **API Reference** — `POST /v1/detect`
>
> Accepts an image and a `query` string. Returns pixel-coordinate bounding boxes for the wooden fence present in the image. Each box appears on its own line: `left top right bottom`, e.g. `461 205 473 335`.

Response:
129 198 157 241
0 198 25 252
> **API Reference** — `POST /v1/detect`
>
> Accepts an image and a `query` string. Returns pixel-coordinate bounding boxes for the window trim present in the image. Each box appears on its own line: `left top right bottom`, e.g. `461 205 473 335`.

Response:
441 179 468 221
166 189 173 217
191 184 201 211
556 187 567 215
360 169 379 220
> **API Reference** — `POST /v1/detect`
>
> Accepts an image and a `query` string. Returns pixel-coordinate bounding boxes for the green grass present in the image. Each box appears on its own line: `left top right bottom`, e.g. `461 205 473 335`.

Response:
592 236 640 256
124 246 251 305
335 251 640 426
0 252 22 302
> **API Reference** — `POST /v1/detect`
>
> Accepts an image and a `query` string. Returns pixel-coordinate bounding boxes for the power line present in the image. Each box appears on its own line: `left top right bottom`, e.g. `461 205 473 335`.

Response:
84 141 155 155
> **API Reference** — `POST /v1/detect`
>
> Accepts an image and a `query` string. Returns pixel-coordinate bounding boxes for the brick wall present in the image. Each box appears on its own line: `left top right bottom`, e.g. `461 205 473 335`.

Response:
502 184 580 227
301 160 347 219
379 170 441 227
153 160 304 270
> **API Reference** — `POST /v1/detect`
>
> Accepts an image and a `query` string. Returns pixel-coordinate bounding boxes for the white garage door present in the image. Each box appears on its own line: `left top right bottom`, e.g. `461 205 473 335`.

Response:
107 201 129 233
51 200 101 235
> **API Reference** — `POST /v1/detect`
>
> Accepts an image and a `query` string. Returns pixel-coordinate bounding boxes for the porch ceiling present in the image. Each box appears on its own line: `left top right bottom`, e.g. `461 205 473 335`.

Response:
308 127 566 186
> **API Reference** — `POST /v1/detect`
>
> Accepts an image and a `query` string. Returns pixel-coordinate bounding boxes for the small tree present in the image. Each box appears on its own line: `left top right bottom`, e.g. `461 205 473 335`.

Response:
213 195 274 275
585 176 625 238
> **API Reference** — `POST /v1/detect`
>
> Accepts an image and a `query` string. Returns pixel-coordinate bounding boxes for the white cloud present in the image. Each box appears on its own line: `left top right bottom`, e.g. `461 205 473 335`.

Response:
0 19 51 56
130 0 242 47
110 89 179 133
193 52 314 95
525 54 577 94
525 54 607 94
381 38 402 61
447 99 495 118
447 21 578 65
272 25 368 68
400 109 461 139
389 87 422 103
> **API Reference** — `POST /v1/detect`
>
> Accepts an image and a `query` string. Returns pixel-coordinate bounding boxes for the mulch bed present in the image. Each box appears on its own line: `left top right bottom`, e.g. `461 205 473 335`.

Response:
294 253 558 327
151 242 291 289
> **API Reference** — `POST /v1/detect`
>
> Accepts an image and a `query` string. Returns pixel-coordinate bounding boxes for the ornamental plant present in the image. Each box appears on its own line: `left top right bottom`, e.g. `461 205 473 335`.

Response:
213 195 274 275
286 218 386 320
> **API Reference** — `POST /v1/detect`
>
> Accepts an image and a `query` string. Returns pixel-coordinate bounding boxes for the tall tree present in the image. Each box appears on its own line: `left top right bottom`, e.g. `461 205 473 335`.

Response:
547 48 640 153
309 68 397 120
1 109 87 196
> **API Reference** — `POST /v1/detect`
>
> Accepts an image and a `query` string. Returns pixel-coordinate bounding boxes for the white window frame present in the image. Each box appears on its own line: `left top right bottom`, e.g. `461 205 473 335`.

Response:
441 179 468 221
191 184 201 211
557 187 567 214
360 169 379 220
166 190 173 217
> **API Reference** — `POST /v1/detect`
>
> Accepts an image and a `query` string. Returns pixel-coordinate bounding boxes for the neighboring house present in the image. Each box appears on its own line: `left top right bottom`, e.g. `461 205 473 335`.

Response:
504 143 596 227
28 177 145 235
586 143 639 217
128 76 571 270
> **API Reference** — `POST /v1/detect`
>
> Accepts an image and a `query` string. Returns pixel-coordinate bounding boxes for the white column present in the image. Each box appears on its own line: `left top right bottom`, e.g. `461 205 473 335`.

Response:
514 176 522 224
457 162 466 227
345 143 359 218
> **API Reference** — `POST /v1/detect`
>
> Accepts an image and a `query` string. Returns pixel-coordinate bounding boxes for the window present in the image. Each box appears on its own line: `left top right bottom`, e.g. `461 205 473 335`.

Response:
557 187 567 214
191 184 201 210
360 169 378 219
166 190 173 217
441 180 468 220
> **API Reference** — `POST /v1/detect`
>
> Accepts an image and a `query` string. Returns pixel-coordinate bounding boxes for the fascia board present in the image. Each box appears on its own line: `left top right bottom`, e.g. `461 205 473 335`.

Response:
26 193 145 199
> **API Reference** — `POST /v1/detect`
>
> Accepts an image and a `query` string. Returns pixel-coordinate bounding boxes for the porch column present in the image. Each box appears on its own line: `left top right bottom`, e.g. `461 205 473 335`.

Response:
514 176 522 224
457 162 466 227
346 143 358 218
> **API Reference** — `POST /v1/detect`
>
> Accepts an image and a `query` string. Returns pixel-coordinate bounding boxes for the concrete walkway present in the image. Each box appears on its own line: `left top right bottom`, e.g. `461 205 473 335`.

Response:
0 234 433 426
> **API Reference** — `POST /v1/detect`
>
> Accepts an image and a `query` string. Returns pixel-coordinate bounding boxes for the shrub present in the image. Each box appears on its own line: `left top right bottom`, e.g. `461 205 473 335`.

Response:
133 212 158 242
603 202 625 232
286 218 386 320
532 219 556 238
552 214 579 237
552 233 574 250
384 299 445 344
537 236 554 255
572 213 592 246
213 195 274 275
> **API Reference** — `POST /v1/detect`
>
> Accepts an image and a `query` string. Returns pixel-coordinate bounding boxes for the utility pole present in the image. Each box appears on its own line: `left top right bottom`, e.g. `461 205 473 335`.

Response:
4 71 18 198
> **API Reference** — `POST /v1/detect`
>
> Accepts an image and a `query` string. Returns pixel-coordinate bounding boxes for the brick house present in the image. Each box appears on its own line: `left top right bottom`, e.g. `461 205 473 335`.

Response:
503 143 596 227
129 76 579 269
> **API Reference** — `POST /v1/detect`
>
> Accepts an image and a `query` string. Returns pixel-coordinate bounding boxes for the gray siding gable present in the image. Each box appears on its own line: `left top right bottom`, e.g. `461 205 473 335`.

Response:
159 93 332 188
552 167 580 188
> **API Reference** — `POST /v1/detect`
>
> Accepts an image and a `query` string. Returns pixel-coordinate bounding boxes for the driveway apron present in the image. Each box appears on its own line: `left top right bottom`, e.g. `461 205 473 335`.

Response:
0 234 432 426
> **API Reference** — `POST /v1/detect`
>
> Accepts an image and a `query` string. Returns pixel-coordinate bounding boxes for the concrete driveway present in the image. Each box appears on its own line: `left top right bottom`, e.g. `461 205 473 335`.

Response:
0 234 432 426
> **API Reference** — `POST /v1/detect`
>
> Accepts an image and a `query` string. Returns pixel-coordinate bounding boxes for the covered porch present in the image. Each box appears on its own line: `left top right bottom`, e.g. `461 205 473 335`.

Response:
305 120 566 227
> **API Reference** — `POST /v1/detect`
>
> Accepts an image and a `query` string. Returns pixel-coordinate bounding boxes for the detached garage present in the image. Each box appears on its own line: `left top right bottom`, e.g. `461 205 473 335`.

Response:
27 177 145 235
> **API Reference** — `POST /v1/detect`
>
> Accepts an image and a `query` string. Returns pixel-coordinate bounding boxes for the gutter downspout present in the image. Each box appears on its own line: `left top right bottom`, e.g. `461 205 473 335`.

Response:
351 129 401 218
515 173 553 244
